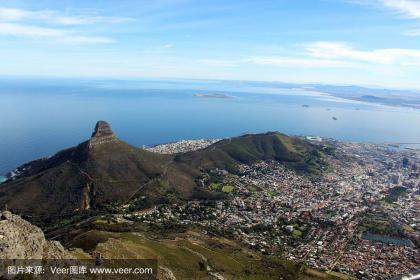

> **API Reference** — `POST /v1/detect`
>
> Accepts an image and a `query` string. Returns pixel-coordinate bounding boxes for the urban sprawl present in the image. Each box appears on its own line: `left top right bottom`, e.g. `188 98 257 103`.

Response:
134 137 420 279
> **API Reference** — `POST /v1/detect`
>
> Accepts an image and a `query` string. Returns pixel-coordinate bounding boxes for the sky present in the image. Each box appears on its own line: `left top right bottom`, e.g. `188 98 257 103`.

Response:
0 0 420 89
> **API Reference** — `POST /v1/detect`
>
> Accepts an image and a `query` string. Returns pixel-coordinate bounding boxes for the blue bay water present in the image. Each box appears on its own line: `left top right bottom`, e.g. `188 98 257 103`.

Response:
1 78 420 174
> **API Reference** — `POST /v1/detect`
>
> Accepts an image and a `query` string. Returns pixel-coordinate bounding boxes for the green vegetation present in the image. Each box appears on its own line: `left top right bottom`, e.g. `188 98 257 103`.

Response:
267 190 277 197
384 186 407 203
305 268 356 280
249 185 262 192
276 134 298 153
178 132 327 176
359 212 404 238
71 230 117 251
403 224 415 233
292 230 302 238
222 185 234 193
210 183 235 193
210 182 223 191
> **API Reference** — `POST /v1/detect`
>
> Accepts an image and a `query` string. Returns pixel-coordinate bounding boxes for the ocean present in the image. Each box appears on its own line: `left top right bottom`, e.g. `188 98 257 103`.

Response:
1 77 420 175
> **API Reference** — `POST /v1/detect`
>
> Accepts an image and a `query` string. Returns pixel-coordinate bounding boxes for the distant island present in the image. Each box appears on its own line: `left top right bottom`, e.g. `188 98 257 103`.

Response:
193 93 231 99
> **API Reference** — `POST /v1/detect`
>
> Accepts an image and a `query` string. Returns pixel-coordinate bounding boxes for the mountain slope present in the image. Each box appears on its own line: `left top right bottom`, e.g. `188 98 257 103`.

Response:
0 122 172 216
176 132 324 175
0 122 325 220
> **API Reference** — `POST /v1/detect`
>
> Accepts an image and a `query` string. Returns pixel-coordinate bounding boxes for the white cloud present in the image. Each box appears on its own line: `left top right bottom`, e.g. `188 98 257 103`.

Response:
198 56 358 68
0 7 125 44
350 1 420 36
0 7 135 25
198 41 420 69
303 41 420 65
0 22 66 37
0 7 29 21
378 0 420 18
56 35 115 44
244 57 358 68
0 22 115 44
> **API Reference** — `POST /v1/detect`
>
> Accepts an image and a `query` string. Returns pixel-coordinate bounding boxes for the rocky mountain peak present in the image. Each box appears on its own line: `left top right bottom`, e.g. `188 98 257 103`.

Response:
89 120 117 148
91 121 114 138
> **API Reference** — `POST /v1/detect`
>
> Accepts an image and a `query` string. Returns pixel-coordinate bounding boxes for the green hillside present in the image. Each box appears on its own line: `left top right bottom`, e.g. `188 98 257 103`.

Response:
177 132 325 175
0 123 325 221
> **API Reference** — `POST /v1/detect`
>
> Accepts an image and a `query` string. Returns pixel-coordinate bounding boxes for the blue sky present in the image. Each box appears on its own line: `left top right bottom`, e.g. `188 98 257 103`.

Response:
1 0 420 89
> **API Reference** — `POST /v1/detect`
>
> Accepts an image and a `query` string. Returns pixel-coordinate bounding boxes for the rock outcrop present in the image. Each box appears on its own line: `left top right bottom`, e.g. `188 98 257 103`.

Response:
0 211 72 259
88 120 117 148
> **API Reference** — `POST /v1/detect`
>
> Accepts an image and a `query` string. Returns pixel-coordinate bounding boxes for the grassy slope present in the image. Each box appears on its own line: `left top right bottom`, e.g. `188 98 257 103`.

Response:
68 229 347 280
178 132 325 176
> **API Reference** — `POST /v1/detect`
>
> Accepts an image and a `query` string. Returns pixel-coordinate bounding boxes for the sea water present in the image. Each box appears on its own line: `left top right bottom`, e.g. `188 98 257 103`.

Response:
0 175 6 183
1 77 420 174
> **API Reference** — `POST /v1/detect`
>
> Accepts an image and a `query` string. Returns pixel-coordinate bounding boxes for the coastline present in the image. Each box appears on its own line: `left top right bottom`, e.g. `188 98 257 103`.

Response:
0 175 6 183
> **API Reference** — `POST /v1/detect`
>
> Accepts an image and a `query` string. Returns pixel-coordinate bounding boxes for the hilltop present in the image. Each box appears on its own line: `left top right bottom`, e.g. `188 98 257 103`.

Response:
176 132 325 175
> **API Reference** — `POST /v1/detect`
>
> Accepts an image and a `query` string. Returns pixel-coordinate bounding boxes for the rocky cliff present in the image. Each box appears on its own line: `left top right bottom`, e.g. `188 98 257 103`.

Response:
0 211 72 259
88 120 117 148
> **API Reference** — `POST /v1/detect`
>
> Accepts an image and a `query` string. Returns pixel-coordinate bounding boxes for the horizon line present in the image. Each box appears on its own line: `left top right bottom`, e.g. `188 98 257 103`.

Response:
0 74 419 93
